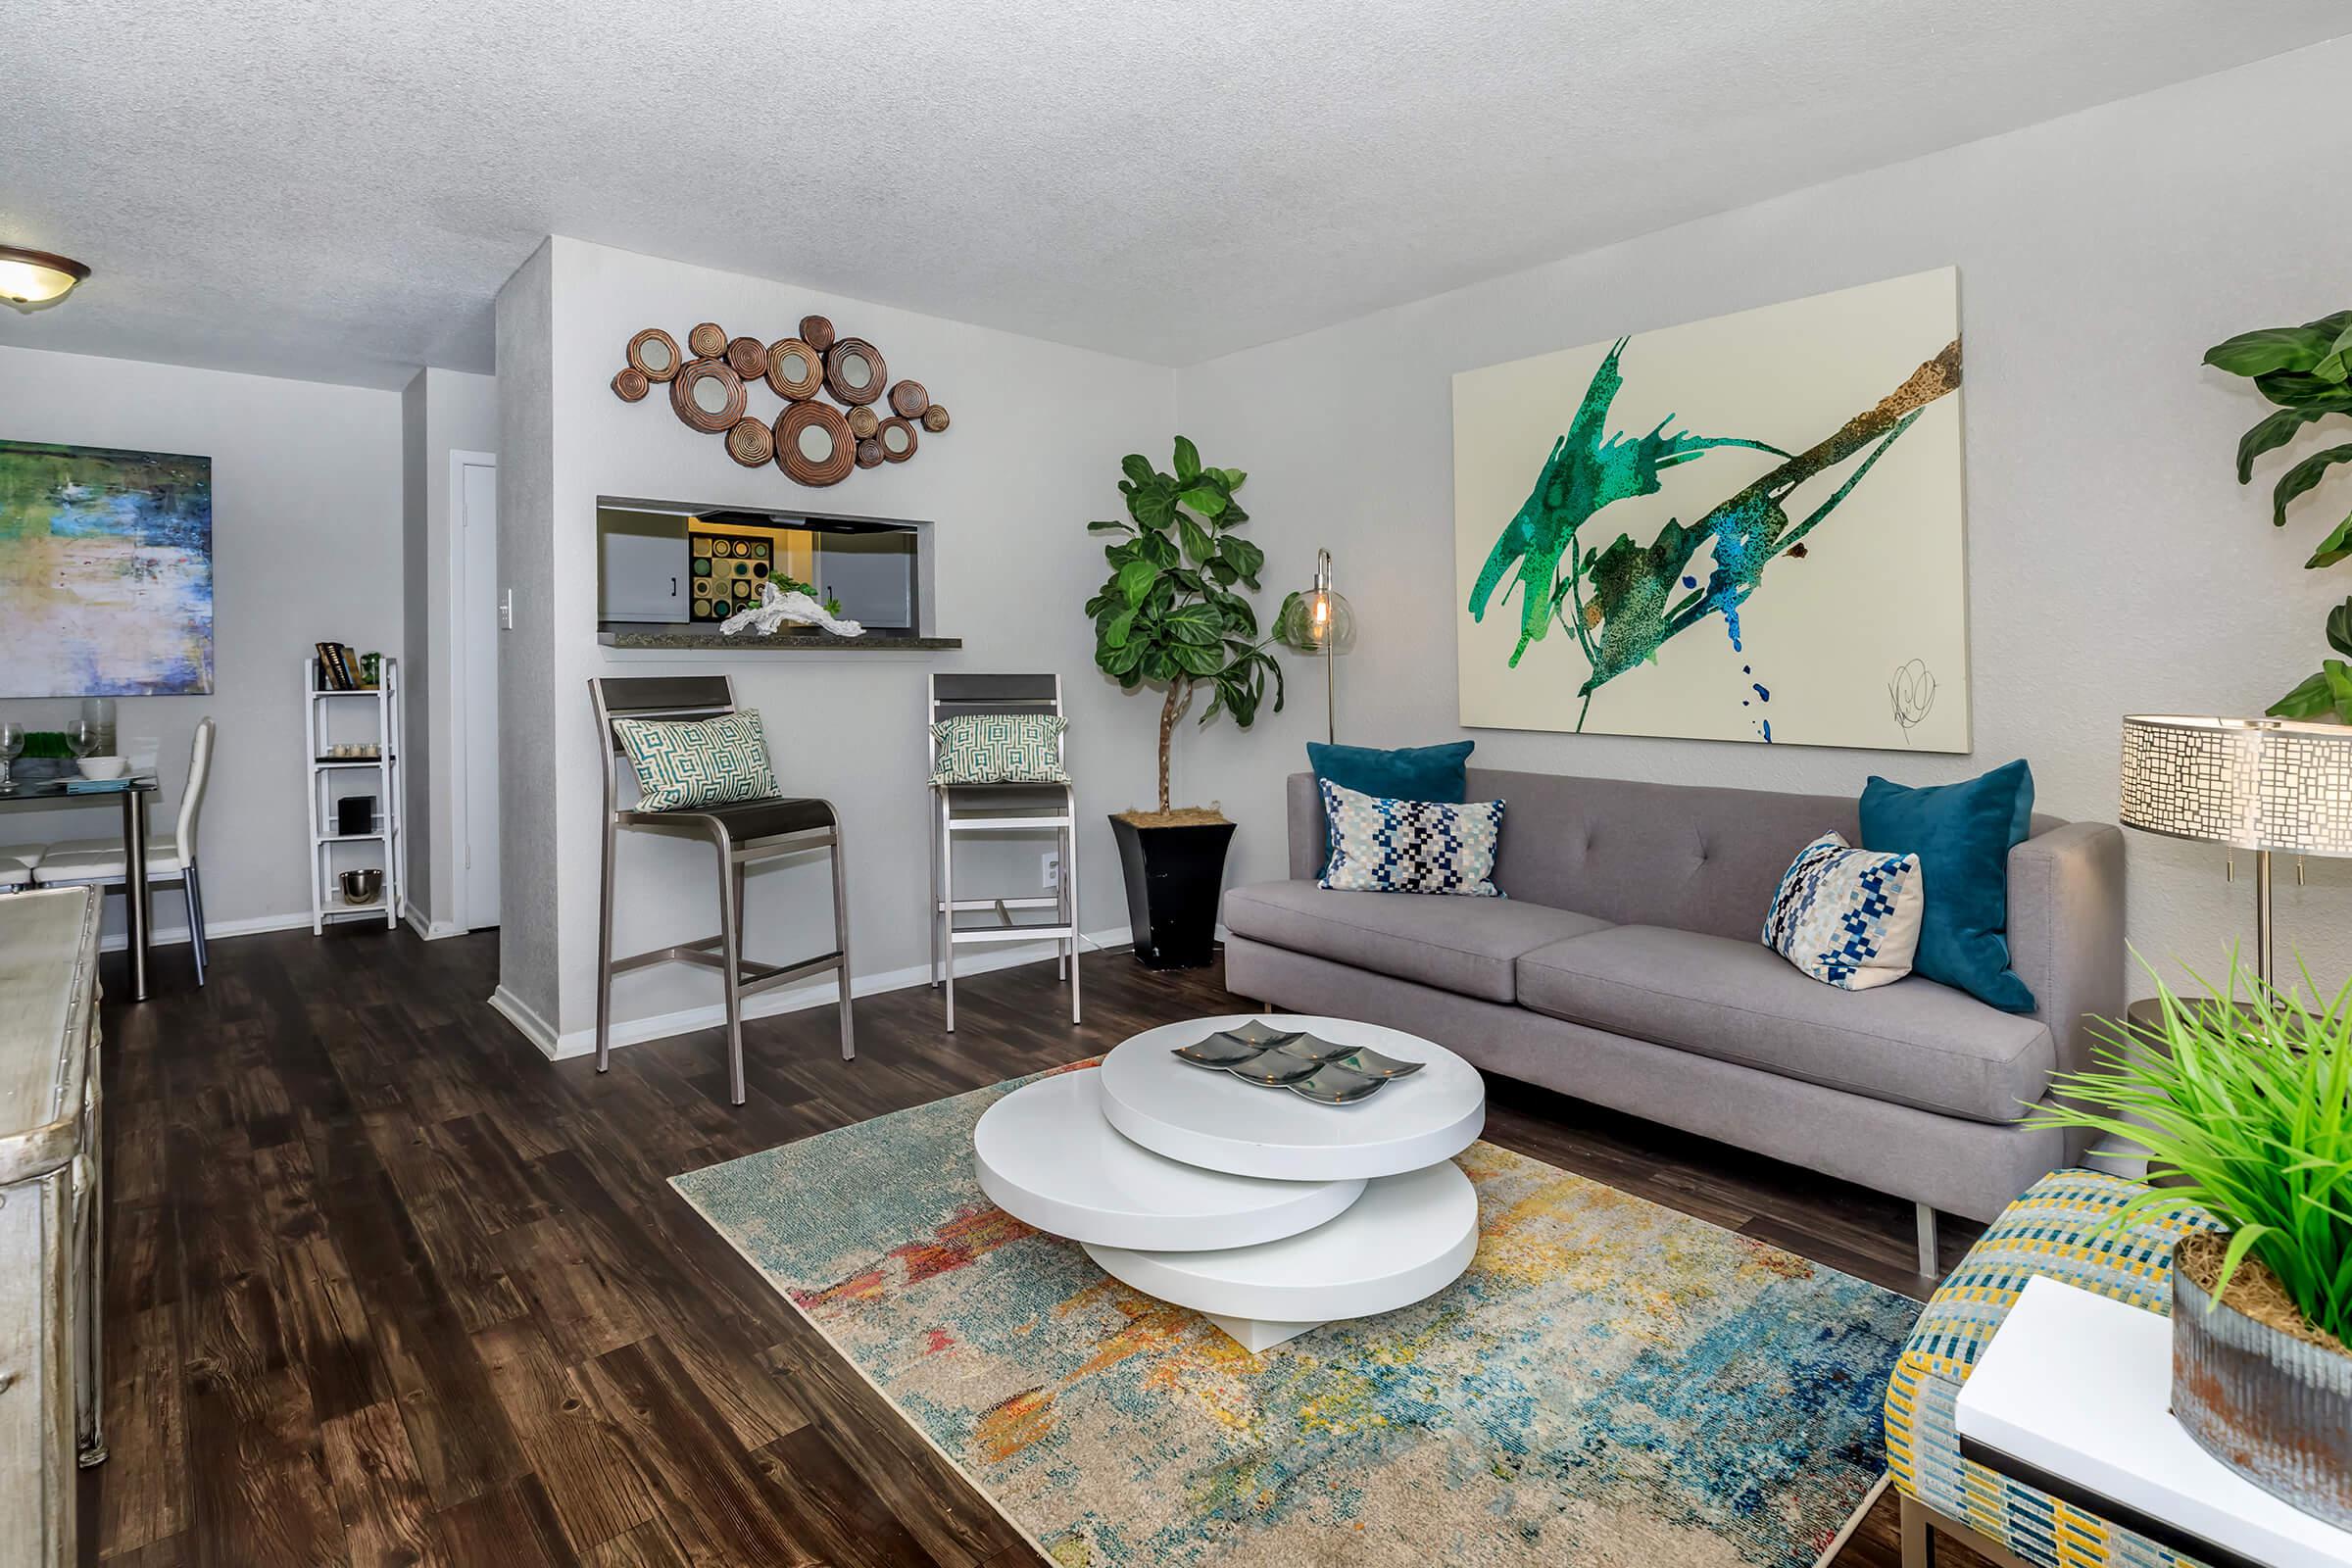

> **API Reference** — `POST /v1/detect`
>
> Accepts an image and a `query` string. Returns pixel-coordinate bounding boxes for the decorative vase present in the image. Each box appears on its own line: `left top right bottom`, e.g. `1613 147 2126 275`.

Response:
1107 815 1236 969
2171 1231 2352 1527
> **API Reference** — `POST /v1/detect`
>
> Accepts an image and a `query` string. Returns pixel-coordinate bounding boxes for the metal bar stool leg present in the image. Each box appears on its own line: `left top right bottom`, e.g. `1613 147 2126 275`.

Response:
940 790 957 1033
187 862 210 978
830 808 856 1061
713 829 748 1105
928 785 944 987
1064 804 1082 1025
595 812 618 1072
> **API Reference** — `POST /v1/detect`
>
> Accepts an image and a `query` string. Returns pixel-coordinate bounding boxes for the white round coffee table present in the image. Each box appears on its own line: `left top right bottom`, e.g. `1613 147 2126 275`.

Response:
973 1069 1365 1250
971 1015 1486 1351
1097 1014 1486 1180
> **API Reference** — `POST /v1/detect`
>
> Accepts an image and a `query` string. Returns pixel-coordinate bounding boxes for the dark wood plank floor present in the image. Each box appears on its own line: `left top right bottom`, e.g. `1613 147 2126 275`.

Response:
84 923 1993 1568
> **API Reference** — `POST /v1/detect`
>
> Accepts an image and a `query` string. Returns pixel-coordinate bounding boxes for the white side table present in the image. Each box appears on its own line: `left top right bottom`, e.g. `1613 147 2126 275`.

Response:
1955 1276 2352 1568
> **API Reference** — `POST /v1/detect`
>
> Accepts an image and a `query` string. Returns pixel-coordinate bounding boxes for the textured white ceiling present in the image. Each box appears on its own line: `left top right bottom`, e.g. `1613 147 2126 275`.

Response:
3 1 2345 389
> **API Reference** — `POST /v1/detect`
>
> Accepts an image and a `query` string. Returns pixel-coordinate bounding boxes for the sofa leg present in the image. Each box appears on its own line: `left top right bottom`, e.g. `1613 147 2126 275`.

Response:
1899 1493 1936 1568
1915 1202 1939 1279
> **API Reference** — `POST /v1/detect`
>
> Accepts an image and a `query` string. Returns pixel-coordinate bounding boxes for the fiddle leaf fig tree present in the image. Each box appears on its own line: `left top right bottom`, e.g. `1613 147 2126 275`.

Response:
1086 436 1293 815
2205 311 2352 723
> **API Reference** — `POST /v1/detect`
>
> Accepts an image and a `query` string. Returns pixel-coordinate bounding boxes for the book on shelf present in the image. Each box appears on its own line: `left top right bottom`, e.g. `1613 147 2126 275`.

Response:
314 642 363 691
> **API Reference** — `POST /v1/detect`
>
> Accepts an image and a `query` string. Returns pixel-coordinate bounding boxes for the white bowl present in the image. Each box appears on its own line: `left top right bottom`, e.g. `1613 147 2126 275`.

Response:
77 756 127 780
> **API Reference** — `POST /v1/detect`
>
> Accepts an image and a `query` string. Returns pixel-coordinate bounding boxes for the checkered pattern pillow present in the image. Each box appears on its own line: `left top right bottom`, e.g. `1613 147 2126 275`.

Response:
930 713 1069 785
1318 778 1505 897
1760 831 1924 990
612 710 781 810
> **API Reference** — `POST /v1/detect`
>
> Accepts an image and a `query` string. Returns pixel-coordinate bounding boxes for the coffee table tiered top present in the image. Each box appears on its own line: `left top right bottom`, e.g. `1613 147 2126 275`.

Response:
973 1014 1486 1351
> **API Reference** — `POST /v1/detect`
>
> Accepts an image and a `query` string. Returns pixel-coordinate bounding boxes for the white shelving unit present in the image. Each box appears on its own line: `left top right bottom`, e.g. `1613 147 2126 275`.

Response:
304 655 402 934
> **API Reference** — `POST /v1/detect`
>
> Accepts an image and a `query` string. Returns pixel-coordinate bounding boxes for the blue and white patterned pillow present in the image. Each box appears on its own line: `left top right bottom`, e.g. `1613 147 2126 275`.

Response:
1760 831 1925 991
612 710 781 810
1318 778 1505 897
930 713 1069 784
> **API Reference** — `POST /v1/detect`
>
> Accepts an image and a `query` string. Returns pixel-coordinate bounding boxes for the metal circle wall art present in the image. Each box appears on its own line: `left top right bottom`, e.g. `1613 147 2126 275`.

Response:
765 339 822 400
612 317 949 487
775 401 855 487
823 338 887 406
626 328 681 382
670 359 747 433
725 336 769 380
725 416 775 467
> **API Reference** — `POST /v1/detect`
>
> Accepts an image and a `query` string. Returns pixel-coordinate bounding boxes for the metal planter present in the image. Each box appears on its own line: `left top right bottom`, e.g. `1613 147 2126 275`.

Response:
2172 1235 2352 1528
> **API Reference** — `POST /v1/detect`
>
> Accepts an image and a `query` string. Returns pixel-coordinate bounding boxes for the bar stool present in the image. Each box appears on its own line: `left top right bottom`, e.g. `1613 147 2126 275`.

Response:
930 672 1080 1031
589 676 854 1104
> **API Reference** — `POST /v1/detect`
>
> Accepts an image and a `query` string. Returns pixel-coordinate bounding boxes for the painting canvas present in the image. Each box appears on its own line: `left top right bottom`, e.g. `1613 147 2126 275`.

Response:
0 440 215 697
1453 268 1968 752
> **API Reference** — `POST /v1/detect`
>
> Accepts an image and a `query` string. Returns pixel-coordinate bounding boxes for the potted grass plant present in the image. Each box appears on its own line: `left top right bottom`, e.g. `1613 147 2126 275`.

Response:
1085 437 1291 967
2028 963 2352 1524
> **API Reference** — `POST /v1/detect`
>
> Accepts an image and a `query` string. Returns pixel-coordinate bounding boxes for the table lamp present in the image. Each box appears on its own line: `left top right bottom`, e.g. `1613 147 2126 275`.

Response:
2119 714 2352 987
1278 548 1356 743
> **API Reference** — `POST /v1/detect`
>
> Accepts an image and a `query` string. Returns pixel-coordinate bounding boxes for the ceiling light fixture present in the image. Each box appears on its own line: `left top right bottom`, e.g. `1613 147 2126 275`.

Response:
0 245 91 307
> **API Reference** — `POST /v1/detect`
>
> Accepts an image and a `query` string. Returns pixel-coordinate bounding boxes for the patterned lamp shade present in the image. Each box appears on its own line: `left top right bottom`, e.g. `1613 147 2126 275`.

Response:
2119 714 2352 857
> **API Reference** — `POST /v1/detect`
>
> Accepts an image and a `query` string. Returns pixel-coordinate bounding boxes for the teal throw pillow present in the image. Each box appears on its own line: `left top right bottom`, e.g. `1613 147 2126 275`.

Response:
932 713 1069 785
613 710 781 811
1857 760 2036 1012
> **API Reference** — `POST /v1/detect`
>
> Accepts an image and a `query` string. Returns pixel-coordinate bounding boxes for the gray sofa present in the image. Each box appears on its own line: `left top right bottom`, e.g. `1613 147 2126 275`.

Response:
1223 768 2123 1272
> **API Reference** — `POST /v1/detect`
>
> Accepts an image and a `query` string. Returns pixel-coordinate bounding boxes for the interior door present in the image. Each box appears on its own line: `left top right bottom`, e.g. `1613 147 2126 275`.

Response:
458 457 501 929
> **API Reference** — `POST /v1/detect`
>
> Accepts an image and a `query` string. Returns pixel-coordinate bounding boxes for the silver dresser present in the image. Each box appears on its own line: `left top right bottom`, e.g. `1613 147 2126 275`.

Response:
0 887 105 1568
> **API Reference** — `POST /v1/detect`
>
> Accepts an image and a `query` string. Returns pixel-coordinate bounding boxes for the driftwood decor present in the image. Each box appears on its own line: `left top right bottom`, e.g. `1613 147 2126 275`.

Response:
611 315 952 488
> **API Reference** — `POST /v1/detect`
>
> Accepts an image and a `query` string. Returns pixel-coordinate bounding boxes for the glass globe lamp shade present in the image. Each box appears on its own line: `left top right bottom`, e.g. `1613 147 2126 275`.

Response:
0 247 90 306
1278 550 1356 654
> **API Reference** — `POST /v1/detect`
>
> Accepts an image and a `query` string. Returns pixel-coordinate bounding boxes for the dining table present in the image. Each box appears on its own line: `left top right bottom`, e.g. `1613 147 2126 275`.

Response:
0 772 158 1001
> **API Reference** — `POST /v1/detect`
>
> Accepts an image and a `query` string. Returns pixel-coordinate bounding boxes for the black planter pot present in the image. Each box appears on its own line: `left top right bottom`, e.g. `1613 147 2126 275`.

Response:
1108 815 1237 970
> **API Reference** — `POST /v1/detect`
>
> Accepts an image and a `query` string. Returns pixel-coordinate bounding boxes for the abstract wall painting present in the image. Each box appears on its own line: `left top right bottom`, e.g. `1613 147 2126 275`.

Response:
0 440 215 697
1453 268 1970 752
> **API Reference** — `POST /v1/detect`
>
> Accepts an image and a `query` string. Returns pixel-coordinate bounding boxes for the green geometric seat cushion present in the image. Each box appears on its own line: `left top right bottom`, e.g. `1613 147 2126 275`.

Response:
1885 1168 2223 1568
612 710 782 811
930 712 1068 785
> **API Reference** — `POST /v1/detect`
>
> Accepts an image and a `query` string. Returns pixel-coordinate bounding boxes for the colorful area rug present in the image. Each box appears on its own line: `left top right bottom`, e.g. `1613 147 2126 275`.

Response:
671 1063 1920 1567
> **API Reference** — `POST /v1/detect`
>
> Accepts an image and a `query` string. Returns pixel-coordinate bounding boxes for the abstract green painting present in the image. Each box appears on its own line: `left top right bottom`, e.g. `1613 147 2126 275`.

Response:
0 440 215 697
1453 269 1968 751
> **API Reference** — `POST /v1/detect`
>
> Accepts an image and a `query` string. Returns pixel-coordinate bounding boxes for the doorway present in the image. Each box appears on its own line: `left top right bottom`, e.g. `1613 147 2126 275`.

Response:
451 451 501 930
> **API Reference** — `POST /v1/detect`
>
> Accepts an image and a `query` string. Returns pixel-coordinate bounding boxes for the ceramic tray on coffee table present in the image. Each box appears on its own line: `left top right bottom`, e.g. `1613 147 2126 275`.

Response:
972 1014 1486 1350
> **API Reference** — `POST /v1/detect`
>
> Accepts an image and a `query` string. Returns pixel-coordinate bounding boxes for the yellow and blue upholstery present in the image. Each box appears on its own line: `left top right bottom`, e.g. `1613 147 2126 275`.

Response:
1886 1168 2221 1568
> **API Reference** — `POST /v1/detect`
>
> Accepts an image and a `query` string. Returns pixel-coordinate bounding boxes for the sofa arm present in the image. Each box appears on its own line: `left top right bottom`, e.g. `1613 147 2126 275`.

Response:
1286 772 1323 882
2005 819 2125 1081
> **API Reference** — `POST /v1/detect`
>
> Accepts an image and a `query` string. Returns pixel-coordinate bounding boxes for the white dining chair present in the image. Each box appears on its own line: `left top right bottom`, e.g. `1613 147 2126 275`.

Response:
34 717 216 983
0 852 34 891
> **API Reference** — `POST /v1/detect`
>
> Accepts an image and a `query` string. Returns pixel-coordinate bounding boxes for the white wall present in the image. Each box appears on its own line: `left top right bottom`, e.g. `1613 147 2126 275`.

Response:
400 366 499 936
490 236 1179 1053
1174 36 2352 997
0 343 404 943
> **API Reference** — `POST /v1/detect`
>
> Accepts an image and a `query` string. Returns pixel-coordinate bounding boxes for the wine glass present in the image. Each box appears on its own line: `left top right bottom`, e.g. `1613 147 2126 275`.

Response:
0 722 22 792
65 718 99 762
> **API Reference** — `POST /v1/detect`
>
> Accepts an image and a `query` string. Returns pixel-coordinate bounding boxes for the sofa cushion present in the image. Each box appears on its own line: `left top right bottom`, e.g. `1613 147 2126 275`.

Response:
1223 880 1610 1004
1515 925 2055 1123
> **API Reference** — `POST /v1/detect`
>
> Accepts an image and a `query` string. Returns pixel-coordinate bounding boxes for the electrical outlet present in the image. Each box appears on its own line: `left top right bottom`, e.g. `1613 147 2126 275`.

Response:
1041 851 1061 889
